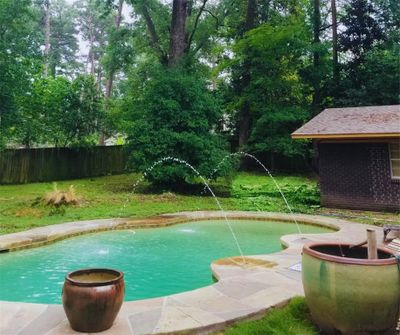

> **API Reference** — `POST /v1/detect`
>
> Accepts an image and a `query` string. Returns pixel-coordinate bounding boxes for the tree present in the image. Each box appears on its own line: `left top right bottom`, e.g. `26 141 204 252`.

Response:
232 15 311 166
339 0 385 65
331 0 339 85
125 64 229 188
17 76 105 147
76 0 113 83
37 0 80 77
121 0 232 188
237 0 258 148
66 75 105 146
104 0 125 99
43 0 51 76
130 0 228 67
312 0 321 112
0 0 42 148
360 44 399 105
334 43 399 106
334 0 389 106
101 0 133 144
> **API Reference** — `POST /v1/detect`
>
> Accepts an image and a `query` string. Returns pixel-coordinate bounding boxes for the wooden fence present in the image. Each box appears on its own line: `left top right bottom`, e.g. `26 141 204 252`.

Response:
0 146 128 184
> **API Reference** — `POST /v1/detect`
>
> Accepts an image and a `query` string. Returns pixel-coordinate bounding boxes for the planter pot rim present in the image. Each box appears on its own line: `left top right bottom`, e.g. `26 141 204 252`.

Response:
303 242 398 266
65 268 124 287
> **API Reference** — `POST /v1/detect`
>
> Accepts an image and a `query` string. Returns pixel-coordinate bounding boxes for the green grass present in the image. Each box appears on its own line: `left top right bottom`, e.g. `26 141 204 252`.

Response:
0 172 397 235
220 297 319 335
231 173 320 213
0 172 318 234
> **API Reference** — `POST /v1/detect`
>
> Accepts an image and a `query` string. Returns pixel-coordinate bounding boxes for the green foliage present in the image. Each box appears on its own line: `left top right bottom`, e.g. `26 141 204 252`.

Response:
231 173 320 213
102 26 134 83
0 0 42 148
125 63 230 189
361 44 400 104
336 43 400 106
334 0 399 106
46 0 80 76
338 0 385 64
76 0 114 76
1 0 399 168
223 297 319 335
249 106 310 157
231 15 312 158
17 75 105 147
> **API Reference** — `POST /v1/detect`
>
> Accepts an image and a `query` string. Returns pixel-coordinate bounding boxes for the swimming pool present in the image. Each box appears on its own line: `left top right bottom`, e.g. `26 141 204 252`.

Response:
0 219 330 304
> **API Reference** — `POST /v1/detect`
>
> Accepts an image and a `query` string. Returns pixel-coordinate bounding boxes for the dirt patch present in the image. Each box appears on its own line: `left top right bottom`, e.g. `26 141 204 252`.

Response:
15 208 44 218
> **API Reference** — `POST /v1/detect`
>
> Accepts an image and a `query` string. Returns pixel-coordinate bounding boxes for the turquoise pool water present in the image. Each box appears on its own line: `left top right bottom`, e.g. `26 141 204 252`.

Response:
0 220 330 304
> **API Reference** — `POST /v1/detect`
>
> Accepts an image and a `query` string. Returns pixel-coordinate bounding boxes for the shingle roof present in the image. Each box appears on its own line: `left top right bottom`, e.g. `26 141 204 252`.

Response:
292 105 400 139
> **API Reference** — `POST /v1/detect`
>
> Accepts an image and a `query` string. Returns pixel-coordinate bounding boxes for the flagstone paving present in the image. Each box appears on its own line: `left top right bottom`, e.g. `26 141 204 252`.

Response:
0 211 389 335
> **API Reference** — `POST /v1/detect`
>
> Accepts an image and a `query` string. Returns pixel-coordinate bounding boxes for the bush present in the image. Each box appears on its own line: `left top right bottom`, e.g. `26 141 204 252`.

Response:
125 64 231 189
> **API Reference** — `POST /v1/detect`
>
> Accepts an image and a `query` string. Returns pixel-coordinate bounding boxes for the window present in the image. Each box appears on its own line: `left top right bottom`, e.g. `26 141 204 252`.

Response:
389 142 400 179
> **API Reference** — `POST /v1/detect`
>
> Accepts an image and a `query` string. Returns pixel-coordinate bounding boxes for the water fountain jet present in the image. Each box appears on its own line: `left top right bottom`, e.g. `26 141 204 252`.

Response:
119 156 246 263
206 151 303 234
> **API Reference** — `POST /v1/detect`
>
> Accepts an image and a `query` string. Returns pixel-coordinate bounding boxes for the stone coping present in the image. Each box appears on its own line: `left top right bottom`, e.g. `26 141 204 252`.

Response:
0 211 386 335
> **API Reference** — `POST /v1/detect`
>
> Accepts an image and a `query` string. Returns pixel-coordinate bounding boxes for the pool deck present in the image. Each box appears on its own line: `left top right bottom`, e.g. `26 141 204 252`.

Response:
0 211 390 335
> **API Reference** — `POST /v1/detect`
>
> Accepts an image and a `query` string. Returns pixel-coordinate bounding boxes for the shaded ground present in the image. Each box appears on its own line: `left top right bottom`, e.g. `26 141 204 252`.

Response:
0 172 398 235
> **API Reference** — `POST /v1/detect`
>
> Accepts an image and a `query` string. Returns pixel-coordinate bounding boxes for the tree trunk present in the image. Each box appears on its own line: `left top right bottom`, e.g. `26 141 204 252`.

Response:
43 0 51 77
312 0 321 114
97 67 102 90
100 0 124 146
168 0 188 66
105 0 123 99
87 11 96 76
238 101 251 148
331 0 339 84
245 0 257 31
89 35 95 76
237 0 257 148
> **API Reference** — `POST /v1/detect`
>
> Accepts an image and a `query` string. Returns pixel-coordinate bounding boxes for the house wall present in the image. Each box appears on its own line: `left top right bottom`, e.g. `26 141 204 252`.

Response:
318 142 400 211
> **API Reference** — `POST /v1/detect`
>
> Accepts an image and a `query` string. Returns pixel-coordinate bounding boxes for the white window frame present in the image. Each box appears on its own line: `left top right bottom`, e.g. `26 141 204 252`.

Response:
389 142 400 180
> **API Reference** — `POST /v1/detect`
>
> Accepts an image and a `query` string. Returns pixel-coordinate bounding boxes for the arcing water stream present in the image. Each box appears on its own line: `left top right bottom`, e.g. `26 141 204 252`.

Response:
206 151 302 234
119 156 245 262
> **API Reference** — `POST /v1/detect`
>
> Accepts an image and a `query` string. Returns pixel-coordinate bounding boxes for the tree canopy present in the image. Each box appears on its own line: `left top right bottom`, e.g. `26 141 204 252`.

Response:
0 0 398 187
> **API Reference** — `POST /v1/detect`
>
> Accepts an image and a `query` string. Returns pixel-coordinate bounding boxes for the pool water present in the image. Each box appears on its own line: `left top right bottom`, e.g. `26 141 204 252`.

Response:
0 220 330 304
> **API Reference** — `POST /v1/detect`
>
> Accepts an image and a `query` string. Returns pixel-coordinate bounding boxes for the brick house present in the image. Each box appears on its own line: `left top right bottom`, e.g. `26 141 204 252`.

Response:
292 105 400 211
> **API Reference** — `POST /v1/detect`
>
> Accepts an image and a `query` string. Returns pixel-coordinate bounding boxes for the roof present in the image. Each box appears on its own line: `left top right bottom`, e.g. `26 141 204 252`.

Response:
292 105 400 139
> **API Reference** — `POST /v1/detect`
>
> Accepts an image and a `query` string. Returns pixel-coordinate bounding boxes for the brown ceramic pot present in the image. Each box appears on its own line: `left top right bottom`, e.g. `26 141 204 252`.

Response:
62 268 124 333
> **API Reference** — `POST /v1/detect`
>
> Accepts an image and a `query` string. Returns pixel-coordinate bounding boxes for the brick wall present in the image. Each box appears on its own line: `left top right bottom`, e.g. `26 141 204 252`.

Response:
318 142 400 211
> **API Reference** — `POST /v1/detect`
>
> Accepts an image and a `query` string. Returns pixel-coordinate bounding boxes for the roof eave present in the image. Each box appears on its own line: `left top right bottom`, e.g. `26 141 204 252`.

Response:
291 133 400 140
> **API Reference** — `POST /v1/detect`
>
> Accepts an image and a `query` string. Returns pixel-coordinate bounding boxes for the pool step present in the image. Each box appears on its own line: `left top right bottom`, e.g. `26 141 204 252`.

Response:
386 238 400 254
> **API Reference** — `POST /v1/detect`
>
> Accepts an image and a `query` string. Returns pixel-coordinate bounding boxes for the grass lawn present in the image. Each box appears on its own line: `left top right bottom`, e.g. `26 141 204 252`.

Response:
0 172 398 234
219 297 319 335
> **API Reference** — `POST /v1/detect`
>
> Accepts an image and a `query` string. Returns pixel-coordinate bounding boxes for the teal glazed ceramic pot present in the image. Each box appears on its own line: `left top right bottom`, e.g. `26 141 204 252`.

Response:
62 268 125 332
302 242 399 335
